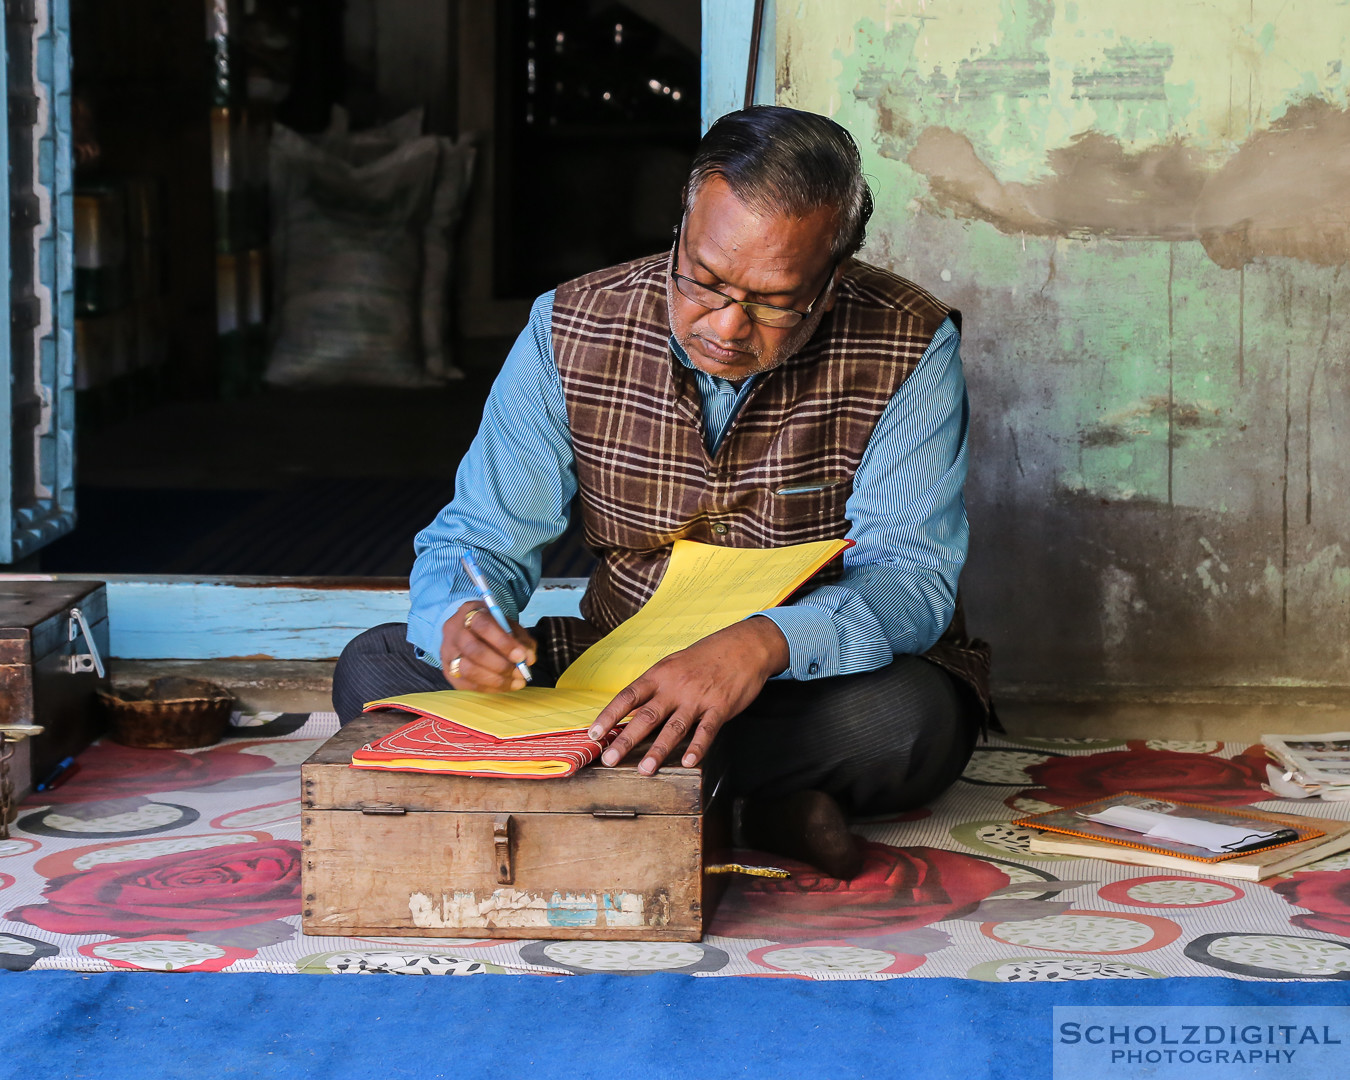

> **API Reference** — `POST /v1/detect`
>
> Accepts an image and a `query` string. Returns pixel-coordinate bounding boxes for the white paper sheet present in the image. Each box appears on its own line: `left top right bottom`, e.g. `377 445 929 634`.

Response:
1084 805 1278 852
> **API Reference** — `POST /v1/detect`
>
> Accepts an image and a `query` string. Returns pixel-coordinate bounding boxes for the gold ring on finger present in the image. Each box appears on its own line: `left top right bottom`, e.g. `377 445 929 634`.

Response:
464 608 481 631
449 656 462 679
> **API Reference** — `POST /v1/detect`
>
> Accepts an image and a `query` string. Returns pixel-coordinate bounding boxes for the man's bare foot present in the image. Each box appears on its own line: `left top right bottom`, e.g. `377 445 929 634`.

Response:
737 789 864 880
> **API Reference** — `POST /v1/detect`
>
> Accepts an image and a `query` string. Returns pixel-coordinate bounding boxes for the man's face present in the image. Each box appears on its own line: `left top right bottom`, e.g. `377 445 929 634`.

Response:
667 176 840 381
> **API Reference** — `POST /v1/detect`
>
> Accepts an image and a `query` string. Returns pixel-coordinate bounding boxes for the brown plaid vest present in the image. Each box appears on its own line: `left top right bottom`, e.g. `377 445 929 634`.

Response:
533 252 991 714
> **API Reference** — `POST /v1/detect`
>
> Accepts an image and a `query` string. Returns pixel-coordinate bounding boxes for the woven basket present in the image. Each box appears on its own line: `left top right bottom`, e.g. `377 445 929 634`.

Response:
99 677 236 750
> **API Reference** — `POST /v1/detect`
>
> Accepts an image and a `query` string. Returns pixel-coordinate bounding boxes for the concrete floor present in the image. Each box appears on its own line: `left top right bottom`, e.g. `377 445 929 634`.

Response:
76 383 493 491
998 698 1350 743
113 660 338 715
45 351 514 577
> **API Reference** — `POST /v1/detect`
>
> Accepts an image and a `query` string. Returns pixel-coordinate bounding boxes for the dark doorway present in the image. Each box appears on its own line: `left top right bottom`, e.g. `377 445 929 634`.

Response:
46 1 700 578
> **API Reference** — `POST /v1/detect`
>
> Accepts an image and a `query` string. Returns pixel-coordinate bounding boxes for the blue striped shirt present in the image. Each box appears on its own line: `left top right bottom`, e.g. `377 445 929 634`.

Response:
408 291 969 681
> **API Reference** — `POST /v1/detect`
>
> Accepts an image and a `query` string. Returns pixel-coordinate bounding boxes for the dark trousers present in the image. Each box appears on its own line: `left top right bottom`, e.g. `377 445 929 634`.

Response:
331 623 980 817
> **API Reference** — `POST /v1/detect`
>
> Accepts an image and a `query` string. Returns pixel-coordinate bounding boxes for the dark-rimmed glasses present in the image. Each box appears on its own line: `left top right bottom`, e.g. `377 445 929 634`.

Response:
670 223 835 328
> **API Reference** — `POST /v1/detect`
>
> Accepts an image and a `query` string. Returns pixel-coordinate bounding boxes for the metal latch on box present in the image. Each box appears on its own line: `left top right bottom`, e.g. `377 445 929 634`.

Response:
493 813 514 885
67 608 105 678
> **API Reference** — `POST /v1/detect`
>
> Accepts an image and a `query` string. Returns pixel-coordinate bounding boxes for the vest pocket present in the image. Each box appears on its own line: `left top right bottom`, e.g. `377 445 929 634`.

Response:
773 478 851 496
768 478 853 537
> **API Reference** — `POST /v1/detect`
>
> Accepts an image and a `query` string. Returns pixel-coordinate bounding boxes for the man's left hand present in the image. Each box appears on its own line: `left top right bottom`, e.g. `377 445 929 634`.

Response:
588 616 791 775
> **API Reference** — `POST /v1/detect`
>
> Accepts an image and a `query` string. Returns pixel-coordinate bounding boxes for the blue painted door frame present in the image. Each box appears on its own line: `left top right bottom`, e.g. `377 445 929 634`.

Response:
1 0 76 564
702 0 776 131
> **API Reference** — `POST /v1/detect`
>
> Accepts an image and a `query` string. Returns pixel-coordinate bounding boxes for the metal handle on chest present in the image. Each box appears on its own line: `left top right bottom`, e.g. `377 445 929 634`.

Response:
67 608 105 678
493 813 514 885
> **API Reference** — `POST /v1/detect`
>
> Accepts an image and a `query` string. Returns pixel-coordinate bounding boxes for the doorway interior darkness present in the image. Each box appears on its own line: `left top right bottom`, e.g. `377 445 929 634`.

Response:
43 1 699 578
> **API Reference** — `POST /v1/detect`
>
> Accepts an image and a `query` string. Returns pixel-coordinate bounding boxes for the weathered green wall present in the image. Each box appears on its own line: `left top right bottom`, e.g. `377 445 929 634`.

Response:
778 0 1350 690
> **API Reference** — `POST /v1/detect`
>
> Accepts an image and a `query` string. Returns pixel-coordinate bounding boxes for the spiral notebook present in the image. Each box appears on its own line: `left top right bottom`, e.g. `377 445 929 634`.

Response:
350 538 851 779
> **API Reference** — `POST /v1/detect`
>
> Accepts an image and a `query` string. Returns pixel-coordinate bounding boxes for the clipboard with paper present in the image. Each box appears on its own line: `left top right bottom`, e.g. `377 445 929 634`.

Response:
1013 793 1323 864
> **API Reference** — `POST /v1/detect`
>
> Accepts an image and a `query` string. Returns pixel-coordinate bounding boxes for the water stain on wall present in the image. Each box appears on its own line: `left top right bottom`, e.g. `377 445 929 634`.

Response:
1079 398 1224 450
1197 101 1350 268
905 99 1350 269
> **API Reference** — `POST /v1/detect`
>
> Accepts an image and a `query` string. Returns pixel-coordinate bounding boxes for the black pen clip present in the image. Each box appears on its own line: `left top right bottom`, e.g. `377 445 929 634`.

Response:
1221 828 1299 854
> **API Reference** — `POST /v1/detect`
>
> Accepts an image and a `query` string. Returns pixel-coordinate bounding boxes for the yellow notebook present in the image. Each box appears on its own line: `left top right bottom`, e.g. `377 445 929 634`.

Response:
363 537 851 741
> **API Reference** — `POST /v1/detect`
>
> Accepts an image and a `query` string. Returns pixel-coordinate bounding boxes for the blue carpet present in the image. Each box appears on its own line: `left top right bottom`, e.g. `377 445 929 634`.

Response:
4 972 1350 1080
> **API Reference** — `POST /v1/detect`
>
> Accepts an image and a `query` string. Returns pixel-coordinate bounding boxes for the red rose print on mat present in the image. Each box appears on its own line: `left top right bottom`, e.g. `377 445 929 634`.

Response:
21 742 272 805
32 831 276 880
7 840 301 936
1270 869 1350 937
710 842 1010 941
1014 746 1269 809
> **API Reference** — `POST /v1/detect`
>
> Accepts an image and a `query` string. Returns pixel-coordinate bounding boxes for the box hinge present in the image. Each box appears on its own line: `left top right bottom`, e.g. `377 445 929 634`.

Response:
67 608 106 678
591 809 638 819
359 803 407 815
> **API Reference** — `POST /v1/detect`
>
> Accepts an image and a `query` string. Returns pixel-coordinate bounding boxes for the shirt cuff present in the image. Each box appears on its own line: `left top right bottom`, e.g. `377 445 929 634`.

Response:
437 593 487 636
408 593 484 669
749 606 840 681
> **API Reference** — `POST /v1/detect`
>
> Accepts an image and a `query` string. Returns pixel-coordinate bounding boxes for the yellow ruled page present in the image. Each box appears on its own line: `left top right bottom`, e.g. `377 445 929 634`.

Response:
363 687 614 741
364 539 848 740
557 537 849 693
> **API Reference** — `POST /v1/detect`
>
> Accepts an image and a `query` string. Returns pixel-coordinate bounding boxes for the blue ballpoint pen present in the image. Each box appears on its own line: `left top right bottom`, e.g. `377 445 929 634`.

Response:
36 756 77 792
460 552 533 683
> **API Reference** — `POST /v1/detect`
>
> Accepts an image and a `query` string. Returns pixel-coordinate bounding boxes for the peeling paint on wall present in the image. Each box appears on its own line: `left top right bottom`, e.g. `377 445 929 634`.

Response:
905 100 1350 269
777 1 1350 688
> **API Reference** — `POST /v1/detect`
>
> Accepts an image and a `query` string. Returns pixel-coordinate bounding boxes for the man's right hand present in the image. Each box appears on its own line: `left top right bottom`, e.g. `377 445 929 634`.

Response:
439 600 537 692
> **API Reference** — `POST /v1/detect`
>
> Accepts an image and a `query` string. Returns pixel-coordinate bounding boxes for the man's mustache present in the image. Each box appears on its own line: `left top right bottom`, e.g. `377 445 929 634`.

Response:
694 335 757 356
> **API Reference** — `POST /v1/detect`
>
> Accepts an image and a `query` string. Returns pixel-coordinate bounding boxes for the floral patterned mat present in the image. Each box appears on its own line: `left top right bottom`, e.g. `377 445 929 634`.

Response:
3 716 1349 982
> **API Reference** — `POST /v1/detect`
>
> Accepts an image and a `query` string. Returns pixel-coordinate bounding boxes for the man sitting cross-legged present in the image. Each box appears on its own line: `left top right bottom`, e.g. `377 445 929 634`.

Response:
332 106 990 879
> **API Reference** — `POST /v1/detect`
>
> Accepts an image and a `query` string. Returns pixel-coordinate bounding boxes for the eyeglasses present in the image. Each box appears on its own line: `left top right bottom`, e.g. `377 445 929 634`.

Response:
670 224 834 328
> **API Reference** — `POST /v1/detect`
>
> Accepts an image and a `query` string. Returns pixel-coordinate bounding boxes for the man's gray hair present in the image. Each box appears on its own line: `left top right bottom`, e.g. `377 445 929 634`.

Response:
683 106 874 263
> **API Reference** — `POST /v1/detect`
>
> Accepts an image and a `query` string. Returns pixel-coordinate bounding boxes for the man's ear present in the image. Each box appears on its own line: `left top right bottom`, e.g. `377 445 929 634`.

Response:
823 267 842 313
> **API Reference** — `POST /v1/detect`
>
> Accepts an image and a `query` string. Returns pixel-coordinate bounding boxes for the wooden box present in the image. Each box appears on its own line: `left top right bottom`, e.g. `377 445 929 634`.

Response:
0 581 110 790
301 713 730 942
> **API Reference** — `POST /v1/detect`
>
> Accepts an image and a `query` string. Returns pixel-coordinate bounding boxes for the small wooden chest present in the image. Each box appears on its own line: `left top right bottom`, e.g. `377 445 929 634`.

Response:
0 581 110 787
301 713 730 942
